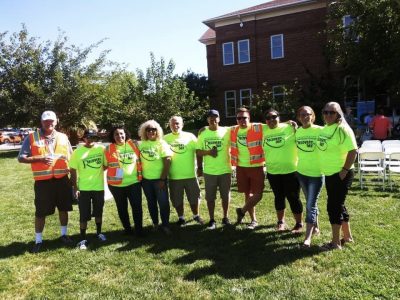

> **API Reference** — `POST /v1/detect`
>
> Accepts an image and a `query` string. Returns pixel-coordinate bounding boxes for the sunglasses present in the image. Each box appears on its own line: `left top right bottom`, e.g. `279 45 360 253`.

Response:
323 110 337 115
236 116 248 121
299 113 312 117
266 115 279 121
146 128 157 132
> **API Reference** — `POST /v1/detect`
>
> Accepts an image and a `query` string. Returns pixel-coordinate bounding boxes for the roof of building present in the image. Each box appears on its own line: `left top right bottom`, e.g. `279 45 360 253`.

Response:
204 0 318 26
199 0 322 43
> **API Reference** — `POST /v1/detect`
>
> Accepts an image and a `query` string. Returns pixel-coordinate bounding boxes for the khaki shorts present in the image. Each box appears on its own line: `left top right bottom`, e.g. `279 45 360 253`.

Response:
169 178 201 208
236 166 265 194
204 173 231 202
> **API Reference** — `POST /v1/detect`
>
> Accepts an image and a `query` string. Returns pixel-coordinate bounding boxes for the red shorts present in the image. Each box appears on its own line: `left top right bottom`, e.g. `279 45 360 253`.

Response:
236 166 265 194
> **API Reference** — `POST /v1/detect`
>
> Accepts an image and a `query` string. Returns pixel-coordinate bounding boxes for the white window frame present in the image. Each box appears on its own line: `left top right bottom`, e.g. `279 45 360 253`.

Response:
222 42 235 66
270 34 284 59
272 85 285 101
239 89 252 108
237 39 250 64
225 90 236 117
342 15 359 42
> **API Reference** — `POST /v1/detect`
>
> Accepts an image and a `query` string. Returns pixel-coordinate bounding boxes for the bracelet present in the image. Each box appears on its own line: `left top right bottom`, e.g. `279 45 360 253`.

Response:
342 167 349 171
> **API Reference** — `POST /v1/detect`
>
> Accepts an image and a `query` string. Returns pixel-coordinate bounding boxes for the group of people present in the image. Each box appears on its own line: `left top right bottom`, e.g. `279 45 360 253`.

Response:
18 102 357 253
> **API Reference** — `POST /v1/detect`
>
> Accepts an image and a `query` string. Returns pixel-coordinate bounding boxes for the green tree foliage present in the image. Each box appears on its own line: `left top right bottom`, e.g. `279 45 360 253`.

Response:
326 0 400 100
132 53 207 134
0 26 109 131
251 82 301 122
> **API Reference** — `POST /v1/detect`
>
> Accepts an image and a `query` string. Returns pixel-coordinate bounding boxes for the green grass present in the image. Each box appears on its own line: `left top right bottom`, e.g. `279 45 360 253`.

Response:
0 151 399 299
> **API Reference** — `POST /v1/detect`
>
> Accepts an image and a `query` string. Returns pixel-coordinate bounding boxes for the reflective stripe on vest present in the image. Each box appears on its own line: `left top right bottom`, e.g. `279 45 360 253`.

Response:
230 124 264 166
106 139 142 185
29 131 70 181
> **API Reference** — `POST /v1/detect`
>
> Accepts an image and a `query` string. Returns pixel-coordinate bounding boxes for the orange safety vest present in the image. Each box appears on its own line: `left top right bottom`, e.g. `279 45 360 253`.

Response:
29 130 70 181
105 139 142 185
230 124 264 166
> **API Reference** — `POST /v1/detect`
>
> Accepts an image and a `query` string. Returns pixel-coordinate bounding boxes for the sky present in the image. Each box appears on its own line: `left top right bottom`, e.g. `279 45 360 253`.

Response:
0 0 266 76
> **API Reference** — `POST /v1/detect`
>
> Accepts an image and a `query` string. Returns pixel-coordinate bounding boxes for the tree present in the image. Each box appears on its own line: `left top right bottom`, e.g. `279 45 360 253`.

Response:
326 0 400 101
0 25 110 133
132 53 206 134
250 81 301 122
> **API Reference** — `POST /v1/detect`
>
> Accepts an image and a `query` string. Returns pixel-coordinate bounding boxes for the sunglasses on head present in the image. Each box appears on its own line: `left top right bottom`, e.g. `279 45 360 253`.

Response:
236 116 248 120
266 115 279 121
323 110 337 115
146 128 157 132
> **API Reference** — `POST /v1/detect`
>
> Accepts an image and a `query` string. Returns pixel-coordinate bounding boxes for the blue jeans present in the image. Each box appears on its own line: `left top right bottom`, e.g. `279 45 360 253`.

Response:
141 179 170 227
297 173 324 224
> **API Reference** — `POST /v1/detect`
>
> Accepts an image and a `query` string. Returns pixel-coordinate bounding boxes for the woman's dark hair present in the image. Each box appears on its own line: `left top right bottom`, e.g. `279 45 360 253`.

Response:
108 126 131 143
264 108 279 116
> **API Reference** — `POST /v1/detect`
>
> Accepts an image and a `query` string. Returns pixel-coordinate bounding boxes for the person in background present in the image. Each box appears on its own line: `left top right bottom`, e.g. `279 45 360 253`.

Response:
138 120 172 235
233 107 265 230
370 108 392 141
364 111 375 127
18 110 73 253
164 116 204 226
196 109 232 229
105 126 143 237
318 102 357 251
295 106 323 247
70 129 107 250
262 109 303 233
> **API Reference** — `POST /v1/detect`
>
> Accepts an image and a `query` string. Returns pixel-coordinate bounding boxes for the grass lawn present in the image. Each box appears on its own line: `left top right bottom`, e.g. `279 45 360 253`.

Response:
0 151 399 299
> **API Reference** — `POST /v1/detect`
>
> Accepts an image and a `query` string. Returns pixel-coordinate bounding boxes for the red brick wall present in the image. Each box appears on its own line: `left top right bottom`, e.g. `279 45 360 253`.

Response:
206 7 329 124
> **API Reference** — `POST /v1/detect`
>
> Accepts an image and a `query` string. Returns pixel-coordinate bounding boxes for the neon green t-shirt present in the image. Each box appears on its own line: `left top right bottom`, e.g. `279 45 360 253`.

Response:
69 144 105 191
196 126 231 175
262 123 297 174
164 131 197 180
295 125 322 177
106 142 140 187
235 126 264 167
317 123 358 176
139 140 172 180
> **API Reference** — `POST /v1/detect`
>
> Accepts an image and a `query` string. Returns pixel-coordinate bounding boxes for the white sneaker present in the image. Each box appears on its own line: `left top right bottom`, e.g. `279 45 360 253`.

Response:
97 233 106 241
77 240 88 250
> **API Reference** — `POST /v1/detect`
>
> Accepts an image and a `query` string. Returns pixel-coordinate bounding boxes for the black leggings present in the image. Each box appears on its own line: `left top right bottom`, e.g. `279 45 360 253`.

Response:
267 172 302 214
325 170 354 225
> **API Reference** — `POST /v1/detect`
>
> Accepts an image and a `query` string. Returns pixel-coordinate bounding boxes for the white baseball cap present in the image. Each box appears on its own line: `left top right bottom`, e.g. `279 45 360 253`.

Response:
41 110 57 121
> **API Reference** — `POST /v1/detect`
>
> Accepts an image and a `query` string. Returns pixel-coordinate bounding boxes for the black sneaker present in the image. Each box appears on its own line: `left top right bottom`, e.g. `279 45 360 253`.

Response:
235 208 245 224
207 219 216 230
59 235 73 245
30 242 42 253
193 216 205 225
222 217 231 225
176 218 186 226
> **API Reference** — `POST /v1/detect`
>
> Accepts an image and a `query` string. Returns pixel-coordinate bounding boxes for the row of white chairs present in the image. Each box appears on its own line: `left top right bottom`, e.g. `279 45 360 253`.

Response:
358 149 400 190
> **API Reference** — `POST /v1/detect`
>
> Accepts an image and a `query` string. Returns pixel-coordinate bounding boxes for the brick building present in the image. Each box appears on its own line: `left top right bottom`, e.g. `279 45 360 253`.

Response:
199 0 329 122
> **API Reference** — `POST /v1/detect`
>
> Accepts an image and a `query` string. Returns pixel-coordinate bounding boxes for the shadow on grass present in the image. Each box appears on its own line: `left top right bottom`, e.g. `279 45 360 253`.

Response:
0 151 19 159
0 223 322 280
114 223 322 280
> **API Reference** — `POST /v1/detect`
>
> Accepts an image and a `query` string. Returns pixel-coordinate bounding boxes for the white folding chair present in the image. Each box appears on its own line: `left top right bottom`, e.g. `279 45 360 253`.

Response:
383 144 400 166
382 140 400 147
387 152 400 190
360 140 382 152
358 151 386 190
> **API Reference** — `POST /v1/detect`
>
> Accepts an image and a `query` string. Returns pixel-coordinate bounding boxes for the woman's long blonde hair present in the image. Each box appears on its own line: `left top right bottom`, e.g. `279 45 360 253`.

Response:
138 120 164 141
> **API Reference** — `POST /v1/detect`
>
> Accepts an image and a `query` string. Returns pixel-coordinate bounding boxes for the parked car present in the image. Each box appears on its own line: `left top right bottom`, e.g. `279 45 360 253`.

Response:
0 131 23 144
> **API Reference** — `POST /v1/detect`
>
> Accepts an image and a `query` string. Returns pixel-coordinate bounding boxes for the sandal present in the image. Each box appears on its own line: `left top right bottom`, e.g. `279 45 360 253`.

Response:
320 242 342 251
340 238 354 246
276 220 286 231
291 222 303 234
